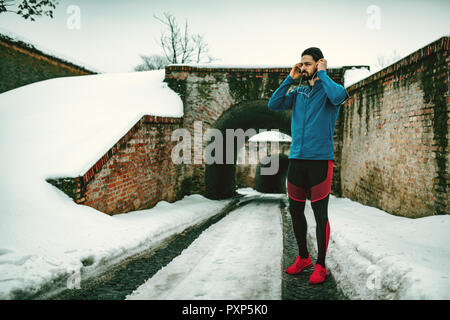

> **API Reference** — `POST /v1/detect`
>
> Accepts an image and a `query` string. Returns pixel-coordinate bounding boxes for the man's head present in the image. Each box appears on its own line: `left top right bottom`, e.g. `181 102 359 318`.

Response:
300 47 324 80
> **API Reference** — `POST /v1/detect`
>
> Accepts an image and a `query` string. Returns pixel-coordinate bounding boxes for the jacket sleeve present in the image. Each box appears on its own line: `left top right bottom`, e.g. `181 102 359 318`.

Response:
268 75 296 111
317 70 348 106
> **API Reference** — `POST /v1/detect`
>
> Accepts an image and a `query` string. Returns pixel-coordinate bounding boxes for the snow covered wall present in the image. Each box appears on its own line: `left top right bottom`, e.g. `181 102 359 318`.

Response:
0 32 96 94
0 69 185 215
73 114 185 215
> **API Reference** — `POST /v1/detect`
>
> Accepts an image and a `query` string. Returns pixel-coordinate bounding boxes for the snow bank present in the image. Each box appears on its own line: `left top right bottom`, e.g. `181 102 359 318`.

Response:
0 70 187 299
343 67 372 88
127 201 283 300
0 69 182 177
302 195 450 300
0 194 231 299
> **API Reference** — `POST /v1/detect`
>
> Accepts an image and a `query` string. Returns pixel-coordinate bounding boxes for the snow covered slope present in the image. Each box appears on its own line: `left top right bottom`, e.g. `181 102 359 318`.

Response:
0 70 185 299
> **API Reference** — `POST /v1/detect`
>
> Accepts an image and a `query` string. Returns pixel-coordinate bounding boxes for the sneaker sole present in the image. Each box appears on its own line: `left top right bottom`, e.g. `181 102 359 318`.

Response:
285 262 313 275
309 274 327 284
309 278 326 284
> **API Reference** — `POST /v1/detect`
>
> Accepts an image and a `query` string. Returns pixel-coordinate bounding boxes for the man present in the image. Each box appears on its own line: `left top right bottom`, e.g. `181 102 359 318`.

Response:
268 47 347 284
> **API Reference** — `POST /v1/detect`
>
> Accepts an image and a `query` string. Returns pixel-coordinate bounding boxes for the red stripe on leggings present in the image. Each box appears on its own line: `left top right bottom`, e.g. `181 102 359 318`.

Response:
325 220 330 253
287 179 306 202
310 160 334 203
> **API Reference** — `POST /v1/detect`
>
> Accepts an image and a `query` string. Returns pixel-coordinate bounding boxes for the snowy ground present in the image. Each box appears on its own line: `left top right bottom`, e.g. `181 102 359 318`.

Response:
127 199 283 300
1 185 449 300
319 195 450 300
1 69 448 300
127 188 450 300
127 188 447 301
0 194 231 299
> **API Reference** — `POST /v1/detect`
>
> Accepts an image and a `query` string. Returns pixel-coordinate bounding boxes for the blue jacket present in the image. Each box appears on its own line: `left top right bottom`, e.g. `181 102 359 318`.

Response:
268 70 348 160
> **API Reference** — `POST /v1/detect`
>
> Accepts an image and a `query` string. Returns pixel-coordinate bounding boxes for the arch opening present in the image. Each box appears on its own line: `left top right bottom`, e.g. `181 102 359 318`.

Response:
204 99 291 199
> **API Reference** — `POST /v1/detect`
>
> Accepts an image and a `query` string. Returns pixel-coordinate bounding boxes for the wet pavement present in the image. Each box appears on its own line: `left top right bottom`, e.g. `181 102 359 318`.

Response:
51 195 347 300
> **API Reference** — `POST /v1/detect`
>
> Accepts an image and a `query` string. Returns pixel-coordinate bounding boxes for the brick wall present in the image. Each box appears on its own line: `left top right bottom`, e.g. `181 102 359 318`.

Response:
0 33 95 94
340 36 449 217
74 115 184 215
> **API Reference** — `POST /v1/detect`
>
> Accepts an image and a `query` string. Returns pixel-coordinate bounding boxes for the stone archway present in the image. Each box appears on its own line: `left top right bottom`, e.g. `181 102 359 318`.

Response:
254 153 290 194
204 99 291 199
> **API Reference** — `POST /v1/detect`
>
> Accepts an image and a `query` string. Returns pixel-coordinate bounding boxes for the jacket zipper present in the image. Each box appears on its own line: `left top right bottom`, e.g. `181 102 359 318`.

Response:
300 86 312 156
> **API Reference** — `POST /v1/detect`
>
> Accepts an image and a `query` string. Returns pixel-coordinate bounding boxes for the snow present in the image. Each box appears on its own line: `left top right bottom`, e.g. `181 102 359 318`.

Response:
0 69 184 299
127 199 283 300
119 188 447 301
0 69 183 177
0 65 448 300
0 194 231 299
343 67 373 88
302 194 450 300
248 131 292 142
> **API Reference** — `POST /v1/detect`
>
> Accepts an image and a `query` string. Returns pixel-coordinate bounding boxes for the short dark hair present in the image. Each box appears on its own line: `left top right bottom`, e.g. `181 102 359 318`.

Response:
301 47 324 62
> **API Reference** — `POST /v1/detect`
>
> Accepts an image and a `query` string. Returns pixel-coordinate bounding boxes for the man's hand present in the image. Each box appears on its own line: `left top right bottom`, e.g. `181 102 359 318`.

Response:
317 58 327 72
289 62 303 80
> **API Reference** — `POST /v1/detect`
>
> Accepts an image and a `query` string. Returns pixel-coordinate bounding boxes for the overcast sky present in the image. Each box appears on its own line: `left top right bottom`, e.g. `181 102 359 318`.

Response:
0 0 449 73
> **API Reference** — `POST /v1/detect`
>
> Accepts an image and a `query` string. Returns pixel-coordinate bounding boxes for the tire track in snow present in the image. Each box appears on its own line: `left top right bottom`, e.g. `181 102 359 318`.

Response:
127 199 283 300
50 196 245 300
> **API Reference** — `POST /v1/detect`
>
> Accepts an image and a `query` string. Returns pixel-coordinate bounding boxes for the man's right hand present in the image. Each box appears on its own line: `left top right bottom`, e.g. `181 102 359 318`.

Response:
289 62 303 80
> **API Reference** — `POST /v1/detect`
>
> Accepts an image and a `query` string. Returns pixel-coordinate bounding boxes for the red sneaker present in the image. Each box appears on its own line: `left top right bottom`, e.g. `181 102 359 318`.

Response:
309 264 327 284
285 255 313 275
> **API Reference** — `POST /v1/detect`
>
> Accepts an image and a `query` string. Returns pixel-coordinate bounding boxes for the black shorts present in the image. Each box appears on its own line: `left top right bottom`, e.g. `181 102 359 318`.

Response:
286 159 334 203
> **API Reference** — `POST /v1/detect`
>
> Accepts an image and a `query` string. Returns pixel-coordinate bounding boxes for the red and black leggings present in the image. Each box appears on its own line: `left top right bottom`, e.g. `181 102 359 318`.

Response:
286 159 333 268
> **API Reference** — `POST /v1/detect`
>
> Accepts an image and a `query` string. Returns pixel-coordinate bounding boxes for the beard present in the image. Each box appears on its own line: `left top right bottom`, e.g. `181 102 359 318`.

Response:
302 68 318 80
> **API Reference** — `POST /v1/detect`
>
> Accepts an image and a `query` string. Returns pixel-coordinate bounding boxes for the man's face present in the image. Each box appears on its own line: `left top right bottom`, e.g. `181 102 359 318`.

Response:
300 55 317 80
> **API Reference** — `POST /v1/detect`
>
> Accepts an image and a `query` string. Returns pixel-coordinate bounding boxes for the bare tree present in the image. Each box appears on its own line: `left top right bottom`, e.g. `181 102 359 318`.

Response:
135 12 217 71
134 54 169 71
192 33 213 64
154 12 215 64
0 0 58 21
153 12 181 64
177 19 195 64
375 48 402 70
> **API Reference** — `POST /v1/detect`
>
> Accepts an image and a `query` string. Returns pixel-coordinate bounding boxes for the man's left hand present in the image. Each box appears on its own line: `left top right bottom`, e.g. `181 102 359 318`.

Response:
317 58 327 72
